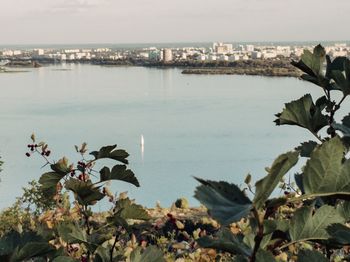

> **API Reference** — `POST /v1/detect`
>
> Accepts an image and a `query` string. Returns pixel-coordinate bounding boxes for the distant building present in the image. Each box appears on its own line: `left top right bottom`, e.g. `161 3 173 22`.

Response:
246 45 254 52
229 54 240 61
213 42 233 54
34 49 44 56
2 50 14 56
251 51 262 59
163 48 173 62
209 54 217 61
262 51 277 59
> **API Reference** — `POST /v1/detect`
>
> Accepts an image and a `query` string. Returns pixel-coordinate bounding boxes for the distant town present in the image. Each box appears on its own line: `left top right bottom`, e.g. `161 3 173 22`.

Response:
1 42 349 77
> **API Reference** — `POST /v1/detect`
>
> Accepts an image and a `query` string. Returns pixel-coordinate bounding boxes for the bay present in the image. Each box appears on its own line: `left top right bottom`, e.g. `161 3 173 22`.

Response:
0 64 342 210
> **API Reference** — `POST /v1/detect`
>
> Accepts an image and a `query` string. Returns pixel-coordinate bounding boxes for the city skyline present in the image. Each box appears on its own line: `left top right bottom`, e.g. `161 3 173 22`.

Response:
1 0 350 45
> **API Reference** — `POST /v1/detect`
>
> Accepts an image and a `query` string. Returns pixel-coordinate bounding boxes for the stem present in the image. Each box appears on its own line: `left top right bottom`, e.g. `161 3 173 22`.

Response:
110 230 118 262
250 208 264 262
83 205 91 261
287 191 350 203
328 95 346 138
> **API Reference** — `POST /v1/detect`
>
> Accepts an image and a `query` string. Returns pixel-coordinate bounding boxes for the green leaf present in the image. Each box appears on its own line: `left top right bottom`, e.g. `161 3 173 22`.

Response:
0 231 43 257
53 256 77 262
65 179 105 206
253 151 298 209
333 113 350 137
51 158 71 176
327 223 350 245
295 173 304 194
90 145 129 164
302 136 350 195
99 165 139 187
130 246 165 262
274 94 328 133
194 178 252 225
11 242 56 262
337 201 350 222
330 58 350 95
297 249 328 262
291 45 332 90
39 172 66 197
197 228 252 257
331 70 350 95
289 205 344 243
113 198 150 221
57 222 87 244
295 141 318 157
301 45 326 76
256 249 276 262
94 246 110 262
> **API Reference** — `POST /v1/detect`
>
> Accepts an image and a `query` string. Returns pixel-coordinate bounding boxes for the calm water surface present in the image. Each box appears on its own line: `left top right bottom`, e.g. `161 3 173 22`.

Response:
0 64 341 209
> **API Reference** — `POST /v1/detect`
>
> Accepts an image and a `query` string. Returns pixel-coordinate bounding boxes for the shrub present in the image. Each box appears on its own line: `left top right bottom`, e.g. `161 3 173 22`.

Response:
194 45 350 261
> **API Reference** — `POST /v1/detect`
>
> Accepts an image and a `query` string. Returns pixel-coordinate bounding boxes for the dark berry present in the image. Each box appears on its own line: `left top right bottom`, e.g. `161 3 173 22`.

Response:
25 152 31 157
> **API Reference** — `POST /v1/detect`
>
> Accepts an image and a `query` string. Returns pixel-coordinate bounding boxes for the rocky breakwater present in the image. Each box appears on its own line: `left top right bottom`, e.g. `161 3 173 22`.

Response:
182 59 301 77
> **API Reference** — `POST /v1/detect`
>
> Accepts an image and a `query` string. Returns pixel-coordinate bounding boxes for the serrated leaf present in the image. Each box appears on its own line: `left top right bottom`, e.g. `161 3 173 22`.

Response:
296 141 318 157
337 201 350 222
194 178 252 225
90 145 129 164
51 158 71 175
0 231 42 256
302 136 350 195
297 249 328 262
113 198 150 221
274 94 328 133
39 172 66 197
99 165 139 187
301 45 326 76
256 249 276 262
289 205 344 242
330 58 350 95
130 246 165 262
57 222 87 244
65 179 104 206
327 223 350 245
11 242 56 262
253 151 298 209
333 113 350 137
197 228 252 257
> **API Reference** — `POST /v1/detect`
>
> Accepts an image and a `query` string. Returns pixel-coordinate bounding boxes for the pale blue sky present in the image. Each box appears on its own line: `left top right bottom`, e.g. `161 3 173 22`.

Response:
1 0 349 44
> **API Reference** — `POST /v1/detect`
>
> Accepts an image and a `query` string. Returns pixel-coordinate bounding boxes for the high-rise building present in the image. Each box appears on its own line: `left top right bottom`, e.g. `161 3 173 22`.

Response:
163 48 173 62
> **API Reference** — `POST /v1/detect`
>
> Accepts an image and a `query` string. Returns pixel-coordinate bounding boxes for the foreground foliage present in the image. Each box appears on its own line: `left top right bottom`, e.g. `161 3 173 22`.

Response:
2 45 350 261
194 45 350 261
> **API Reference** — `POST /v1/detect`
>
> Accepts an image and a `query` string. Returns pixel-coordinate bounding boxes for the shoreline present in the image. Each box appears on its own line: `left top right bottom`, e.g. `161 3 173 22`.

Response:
3 57 301 77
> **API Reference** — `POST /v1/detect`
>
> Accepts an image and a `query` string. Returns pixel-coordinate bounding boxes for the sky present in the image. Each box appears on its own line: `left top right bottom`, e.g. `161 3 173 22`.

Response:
1 0 349 44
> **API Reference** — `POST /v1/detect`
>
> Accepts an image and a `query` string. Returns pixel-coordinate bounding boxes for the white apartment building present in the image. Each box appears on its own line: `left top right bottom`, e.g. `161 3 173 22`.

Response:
163 48 173 62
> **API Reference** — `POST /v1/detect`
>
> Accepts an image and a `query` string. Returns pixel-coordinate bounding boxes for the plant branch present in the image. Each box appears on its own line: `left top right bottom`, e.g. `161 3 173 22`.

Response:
110 231 118 262
250 208 264 262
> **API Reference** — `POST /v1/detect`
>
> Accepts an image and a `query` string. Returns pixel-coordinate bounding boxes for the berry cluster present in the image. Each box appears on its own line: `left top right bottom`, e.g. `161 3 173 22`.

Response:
25 143 51 157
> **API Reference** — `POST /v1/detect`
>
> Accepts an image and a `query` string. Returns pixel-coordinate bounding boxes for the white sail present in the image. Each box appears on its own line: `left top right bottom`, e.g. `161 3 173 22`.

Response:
141 135 144 146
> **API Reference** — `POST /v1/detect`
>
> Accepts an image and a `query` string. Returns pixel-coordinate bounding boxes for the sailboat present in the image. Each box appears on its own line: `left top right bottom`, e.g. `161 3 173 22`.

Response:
141 135 144 147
